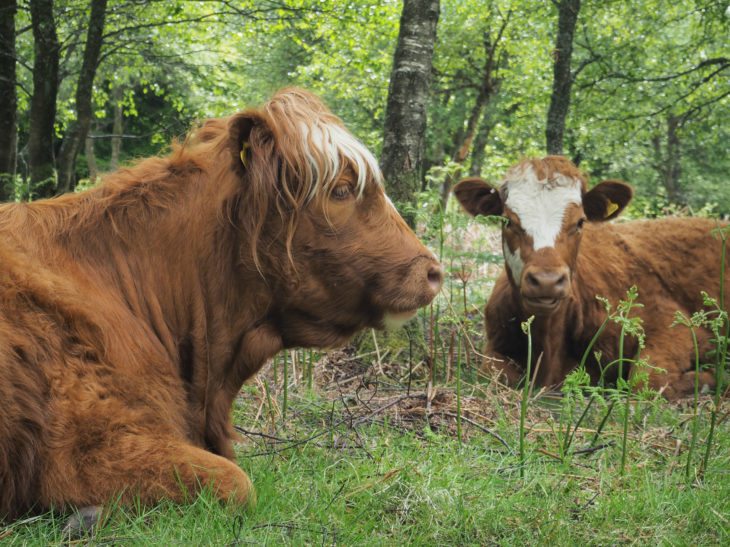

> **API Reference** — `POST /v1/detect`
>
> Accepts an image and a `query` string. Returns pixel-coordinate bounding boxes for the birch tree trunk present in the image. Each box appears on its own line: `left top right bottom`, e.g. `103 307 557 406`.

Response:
380 0 440 226
545 0 580 155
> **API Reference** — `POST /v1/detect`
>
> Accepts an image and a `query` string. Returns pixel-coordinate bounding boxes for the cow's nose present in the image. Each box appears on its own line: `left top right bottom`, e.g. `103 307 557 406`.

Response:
524 269 570 299
427 263 444 295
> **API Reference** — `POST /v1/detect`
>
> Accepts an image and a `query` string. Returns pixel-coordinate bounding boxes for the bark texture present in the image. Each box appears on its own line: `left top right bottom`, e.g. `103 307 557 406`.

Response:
545 0 581 155
652 115 683 203
85 133 97 185
0 0 17 200
110 85 123 171
28 0 60 198
56 0 108 194
380 0 440 225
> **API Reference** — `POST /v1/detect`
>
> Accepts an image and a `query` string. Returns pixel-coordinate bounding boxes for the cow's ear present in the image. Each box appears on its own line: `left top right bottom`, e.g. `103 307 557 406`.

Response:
228 111 274 176
453 178 503 217
583 180 633 221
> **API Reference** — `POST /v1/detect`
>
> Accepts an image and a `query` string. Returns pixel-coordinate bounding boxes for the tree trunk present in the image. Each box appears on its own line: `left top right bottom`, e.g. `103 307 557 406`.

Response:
28 0 60 199
468 107 494 177
663 115 682 202
380 0 440 226
56 0 108 195
110 85 123 171
545 0 581 155
85 131 97 185
438 87 493 208
0 0 17 201
439 25 507 207
652 115 683 204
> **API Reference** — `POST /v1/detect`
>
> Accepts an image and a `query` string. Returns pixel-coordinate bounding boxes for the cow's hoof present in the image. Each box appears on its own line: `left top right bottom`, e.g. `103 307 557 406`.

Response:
62 505 103 539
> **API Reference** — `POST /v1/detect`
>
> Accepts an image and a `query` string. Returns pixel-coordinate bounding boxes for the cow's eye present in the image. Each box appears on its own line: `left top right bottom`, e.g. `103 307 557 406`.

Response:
331 184 353 201
576 218 586 230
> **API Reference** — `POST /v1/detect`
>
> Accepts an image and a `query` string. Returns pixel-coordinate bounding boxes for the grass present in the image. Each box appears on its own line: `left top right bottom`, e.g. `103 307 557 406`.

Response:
3 204 729 545
4 371 729 545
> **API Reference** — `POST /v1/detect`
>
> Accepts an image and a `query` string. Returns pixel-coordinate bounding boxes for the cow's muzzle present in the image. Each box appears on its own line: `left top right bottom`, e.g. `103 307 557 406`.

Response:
521 267 570 314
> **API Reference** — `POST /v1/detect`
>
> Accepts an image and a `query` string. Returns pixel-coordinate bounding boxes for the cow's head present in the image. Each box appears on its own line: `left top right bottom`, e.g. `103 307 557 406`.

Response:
225 88 442 348
454 156 632 316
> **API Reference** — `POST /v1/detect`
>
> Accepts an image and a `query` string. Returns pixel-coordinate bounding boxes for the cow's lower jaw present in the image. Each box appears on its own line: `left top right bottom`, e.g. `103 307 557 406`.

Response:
522 295 563 314
382 309 419 330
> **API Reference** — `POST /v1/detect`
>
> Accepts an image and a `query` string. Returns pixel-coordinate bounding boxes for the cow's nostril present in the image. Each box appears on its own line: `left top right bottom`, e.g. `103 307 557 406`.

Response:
556 274 568 288
427 264 444 292
526 273 540 288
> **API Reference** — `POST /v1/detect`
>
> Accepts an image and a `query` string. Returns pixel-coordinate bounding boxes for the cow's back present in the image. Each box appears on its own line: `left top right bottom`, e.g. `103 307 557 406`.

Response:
578 217 726 314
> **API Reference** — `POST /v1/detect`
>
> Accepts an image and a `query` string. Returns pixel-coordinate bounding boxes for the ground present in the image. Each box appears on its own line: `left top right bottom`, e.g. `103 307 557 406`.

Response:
3 348 729 545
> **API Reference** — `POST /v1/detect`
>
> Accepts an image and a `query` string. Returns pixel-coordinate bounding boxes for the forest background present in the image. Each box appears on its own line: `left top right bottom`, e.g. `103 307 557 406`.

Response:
0 0 727 216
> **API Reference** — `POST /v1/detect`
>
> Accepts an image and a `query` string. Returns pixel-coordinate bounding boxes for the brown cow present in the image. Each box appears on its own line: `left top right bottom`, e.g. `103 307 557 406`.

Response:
454 156 726 399
0 88 443 521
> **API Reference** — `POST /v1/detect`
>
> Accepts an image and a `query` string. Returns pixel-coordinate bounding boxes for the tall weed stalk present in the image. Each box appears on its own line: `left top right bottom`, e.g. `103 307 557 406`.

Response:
611 287 645 475
673 311 704 481
519 316 535 478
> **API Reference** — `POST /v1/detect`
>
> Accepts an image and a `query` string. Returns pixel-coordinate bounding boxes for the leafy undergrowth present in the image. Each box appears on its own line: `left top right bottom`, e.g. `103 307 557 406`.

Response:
4 353 729 546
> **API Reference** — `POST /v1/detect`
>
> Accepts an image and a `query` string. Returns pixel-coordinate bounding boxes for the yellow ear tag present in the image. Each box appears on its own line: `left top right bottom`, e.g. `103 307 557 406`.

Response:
605 200 619 218
240 142 250 168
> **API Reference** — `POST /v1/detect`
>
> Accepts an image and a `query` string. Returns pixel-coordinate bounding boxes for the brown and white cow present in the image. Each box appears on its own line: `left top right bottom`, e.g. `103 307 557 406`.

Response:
454 155 726 399
0 88 442 521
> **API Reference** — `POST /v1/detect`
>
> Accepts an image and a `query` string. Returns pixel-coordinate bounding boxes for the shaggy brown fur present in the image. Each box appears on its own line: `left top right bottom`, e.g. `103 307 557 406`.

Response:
0 88 442 520
455 156 727 399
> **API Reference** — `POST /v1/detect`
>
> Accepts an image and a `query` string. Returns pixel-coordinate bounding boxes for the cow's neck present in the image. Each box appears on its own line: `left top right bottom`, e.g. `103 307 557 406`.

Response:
148 183 285 456
517 296 580 388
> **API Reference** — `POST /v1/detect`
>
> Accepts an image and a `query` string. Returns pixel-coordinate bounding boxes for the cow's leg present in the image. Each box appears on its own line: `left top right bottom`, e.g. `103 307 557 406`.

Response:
635 326 716 400
45 434 255 511
481 349 525 387
655 370 716 400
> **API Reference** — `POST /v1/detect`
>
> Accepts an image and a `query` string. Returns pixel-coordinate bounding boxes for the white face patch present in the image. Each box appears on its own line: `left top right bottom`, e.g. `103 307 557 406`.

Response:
503 164 582 250
297 121 383 202
503 239 524 286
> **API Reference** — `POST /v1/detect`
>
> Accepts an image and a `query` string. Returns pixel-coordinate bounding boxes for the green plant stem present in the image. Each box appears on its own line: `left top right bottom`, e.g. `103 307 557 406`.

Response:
619 324 630 475
579 317 609 371
519 318 534 479
307 350 313 391
563 394 595 457
591 400 616 447
685 327 701 482
456 335 462 445
282 353 289 421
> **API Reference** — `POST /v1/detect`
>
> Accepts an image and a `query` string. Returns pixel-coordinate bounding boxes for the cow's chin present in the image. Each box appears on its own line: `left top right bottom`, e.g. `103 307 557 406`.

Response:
381 309 419 330
521 295 565 316
278 305 422 350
